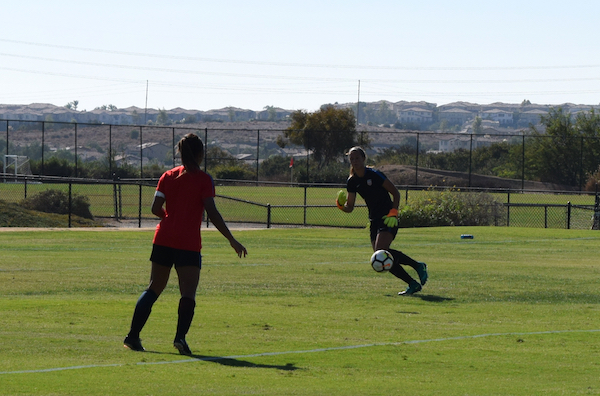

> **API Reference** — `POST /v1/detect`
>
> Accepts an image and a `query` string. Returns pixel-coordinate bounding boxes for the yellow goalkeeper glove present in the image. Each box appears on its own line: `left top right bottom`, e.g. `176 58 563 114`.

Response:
382 208 398 228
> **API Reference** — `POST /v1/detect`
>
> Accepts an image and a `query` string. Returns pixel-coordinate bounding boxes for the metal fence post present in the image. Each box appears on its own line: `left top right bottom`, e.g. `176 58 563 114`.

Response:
468 134 473 187
256 130 260 183
74 124 78 178
267 204 271 228
567 201 572 229
138 184 142 228
304 186 308 226
507 190 511 227
593 189 600 230
521 135 525 191
41 121 45 176
68 183 72 228
113 182 118 221
415 133 420 185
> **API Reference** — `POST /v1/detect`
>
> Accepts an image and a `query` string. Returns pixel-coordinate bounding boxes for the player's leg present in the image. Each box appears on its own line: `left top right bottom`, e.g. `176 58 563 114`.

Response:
125 262 171 351
172 253 201 355
387 248 428 286
373 227 424 296
375 225 428 286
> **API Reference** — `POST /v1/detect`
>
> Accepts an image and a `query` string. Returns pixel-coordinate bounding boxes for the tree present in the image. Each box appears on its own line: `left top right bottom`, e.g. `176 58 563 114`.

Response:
472 116 483 134
95 104 117 111
264 105 277 121
65 100 79 111
377 101 395 124
131 110 141 124
528 107 582 186
156 108 170 125
277 105 367 168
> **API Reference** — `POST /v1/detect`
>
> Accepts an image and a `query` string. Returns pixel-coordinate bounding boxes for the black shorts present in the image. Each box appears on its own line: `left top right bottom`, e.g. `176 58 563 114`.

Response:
370 217 398 243
150 244 202 269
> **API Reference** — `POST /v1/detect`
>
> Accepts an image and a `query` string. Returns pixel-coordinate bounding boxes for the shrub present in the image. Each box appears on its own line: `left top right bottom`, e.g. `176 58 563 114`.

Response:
295 162 348 183
20 189 94 219
584 168 600 192
398 188 504 227
212 164 255 180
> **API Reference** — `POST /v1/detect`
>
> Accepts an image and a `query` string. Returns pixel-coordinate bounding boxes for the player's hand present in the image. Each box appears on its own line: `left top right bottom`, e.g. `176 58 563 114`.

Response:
382 208 398 228
336 190 347 211
230 239 248 257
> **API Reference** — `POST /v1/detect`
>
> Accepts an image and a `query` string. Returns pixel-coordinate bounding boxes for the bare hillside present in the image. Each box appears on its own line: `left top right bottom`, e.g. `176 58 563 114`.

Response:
379 165 577 191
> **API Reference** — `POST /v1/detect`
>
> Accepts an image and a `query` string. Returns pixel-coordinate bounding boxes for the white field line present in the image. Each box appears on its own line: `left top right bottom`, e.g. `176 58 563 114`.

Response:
1 329 599 375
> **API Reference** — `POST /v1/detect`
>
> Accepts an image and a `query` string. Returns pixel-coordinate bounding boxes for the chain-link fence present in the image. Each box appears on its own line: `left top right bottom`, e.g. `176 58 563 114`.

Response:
2 119 600 191
1 175 598 230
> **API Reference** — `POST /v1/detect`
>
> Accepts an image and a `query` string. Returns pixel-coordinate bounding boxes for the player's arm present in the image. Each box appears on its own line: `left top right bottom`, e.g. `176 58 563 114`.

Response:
382 179 400 210
151 192 166 218
342 192 357 213
203 196 248 257
381 179 400 227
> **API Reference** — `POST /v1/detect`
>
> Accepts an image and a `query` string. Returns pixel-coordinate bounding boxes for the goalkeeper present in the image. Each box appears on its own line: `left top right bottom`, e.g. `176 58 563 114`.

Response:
336 146 428 296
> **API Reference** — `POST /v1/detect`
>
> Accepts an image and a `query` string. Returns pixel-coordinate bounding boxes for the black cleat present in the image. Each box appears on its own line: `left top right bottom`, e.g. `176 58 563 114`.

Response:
124 336 145 352
174 338 192 356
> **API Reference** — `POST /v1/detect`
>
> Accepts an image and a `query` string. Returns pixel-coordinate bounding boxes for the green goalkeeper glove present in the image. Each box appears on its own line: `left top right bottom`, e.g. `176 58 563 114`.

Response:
336 190 347 210
382 208 398 228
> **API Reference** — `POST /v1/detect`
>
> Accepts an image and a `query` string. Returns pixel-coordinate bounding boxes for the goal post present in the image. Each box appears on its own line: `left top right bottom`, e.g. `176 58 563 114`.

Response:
3 155 32 182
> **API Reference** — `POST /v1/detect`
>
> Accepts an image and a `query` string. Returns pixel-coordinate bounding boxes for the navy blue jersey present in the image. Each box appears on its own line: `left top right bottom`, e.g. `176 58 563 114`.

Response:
346 167 393 220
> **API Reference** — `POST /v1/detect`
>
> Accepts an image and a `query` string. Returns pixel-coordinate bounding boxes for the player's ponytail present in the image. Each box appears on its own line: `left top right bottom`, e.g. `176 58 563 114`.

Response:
177 133 204 173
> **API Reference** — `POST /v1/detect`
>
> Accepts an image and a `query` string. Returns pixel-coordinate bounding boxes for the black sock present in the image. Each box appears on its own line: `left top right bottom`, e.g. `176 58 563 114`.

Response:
128 289 158 338
388 249 420 270
175 297 196 340
389 261 415 284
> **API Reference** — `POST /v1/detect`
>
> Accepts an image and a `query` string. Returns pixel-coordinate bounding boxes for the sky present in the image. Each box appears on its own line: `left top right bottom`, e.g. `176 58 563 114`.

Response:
1 0 600 113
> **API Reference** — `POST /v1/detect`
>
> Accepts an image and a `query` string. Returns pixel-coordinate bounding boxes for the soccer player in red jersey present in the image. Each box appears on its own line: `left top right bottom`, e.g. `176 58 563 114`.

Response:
124 133 247 355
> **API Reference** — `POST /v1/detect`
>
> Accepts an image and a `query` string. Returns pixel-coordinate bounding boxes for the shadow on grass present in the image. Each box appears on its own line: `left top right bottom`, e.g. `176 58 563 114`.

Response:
385 293 454 302
189 355 299 371
140 350 299 371
415 294 455 302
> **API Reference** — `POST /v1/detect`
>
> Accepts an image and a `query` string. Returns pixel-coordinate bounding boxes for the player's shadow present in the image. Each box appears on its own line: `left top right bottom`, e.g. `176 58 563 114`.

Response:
187 354 299 370
385 293 454 302
141 350 298 370
414 294 454 302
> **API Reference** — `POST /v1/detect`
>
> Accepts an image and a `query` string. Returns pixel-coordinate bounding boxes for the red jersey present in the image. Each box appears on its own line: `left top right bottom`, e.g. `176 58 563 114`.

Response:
152 166 215 252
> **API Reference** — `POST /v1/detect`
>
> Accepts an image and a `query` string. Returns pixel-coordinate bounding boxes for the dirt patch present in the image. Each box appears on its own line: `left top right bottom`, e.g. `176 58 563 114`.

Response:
378 165 577 191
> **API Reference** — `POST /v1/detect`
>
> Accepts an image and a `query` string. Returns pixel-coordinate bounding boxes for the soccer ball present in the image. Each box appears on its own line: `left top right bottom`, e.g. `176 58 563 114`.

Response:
370 250 394 272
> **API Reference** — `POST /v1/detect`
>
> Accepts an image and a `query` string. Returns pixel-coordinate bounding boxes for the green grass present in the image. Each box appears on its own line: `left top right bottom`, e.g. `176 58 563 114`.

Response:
0 227 599 395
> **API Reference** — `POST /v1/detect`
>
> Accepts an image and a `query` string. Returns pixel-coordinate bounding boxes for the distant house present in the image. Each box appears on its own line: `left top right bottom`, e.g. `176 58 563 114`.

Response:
397 107 433 124
520 109 547 125
115 154 143 167
480 109 513 125
135 142 170 161
438 108 474 125
438 135 496 153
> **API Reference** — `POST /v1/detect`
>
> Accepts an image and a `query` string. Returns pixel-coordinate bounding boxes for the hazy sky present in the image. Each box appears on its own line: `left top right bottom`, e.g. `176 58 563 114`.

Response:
1 0 599 112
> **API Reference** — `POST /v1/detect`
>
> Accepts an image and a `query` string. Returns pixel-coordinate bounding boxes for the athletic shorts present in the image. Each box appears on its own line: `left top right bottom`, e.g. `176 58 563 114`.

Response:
369 217 398 243
150 244 202 269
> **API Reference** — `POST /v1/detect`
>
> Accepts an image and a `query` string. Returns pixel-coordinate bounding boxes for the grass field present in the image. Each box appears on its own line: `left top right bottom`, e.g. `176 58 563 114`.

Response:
1 226 599 395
